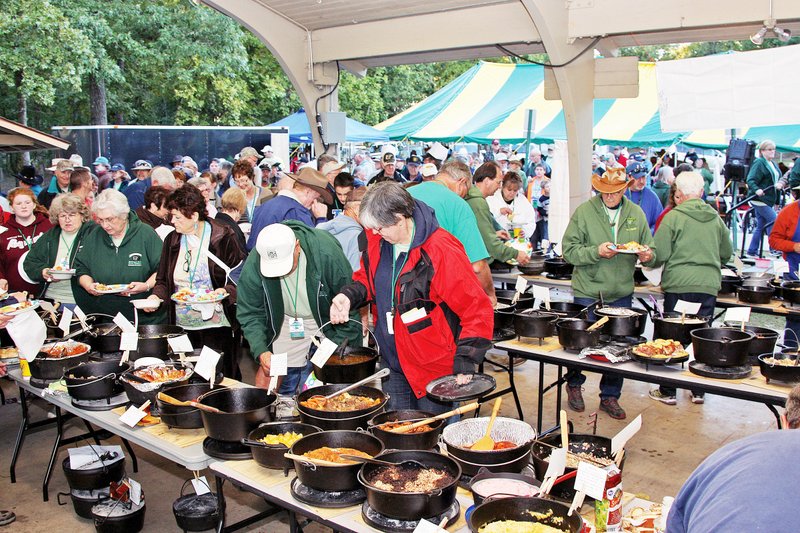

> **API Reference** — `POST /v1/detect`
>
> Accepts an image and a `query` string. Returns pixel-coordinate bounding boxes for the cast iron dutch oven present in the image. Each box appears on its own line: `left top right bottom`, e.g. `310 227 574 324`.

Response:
489 261 512 273
92 498 146 533
87 322 184 359
720 274 743 295
651 312 710 345
29 341 91 380
289 430 384 491
241 422 322 470
296 384 387 431
64 360 131 401
513 309 558 339
690 328 754 367
312 345 379 385
442 417 536 476
722 324 779 360
531 431 622 500
594 306 648 337
493 303 515 332
62 454 126 491
737 285 775 305
468 497 583 533
198 387 276 442
41 311 85 340
368 409 444 451
546 301 585 318
496 289 533 308
57 487 111 519
156 382 227 429
172 479 219 532
782 281 800 305
556 319 602 351
358 450 461 520
543 257 573 278
517 252 546 276
758 350 800 383
120 362 193 409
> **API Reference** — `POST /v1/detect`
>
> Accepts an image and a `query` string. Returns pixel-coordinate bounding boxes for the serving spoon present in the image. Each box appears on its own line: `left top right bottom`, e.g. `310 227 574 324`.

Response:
306 368 390 406
339 454 427 470
156 392 222 413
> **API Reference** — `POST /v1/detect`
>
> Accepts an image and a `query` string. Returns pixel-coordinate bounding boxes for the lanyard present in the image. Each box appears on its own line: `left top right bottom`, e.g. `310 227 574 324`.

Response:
246 188 259 221
390 221 416 310
281 258 301 318
603 204 622 244
60 231 77 261
183 222 208 287
17 224 38 250
625 189 643 206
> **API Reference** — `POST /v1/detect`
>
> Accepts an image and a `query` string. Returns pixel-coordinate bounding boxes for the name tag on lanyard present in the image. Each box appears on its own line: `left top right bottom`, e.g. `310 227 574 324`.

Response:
289 317 305 339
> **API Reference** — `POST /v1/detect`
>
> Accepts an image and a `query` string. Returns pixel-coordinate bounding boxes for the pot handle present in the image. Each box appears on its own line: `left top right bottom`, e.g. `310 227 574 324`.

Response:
180 477 214 497
636 297 654 318
62 372 117 387
315 319 381 357
240 438 271 448
57 492 70 506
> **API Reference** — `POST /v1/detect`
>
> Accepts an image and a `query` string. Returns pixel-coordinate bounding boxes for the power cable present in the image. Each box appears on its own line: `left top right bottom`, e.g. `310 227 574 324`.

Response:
496 38 600 68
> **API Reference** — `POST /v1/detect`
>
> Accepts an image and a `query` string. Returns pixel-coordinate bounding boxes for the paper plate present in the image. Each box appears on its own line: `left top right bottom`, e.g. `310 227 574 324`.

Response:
95 284 131 294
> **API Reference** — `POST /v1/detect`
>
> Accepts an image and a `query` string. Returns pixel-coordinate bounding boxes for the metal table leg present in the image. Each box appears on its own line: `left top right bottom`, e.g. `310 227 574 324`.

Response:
10 386 29 483
537 361 545 434
507 353 524 421
215 476 226 533
766 403 782 427
42 406 65 502
120 439 138 473
555 365 564 422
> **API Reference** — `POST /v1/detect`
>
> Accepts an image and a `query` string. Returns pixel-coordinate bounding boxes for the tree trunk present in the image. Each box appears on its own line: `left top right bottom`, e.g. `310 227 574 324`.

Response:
89 74 108 125
16 71 31 166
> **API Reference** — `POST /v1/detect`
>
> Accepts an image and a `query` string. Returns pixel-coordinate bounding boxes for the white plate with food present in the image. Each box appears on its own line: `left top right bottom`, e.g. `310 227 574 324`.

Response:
95 283 131 294
0 300 40 316
609 241 649 254
50 267 76 280
171 288 228 305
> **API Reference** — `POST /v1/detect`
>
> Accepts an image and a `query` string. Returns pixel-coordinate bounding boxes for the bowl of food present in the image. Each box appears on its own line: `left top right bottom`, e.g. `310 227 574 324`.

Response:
50 266 76 280
242 422 322 470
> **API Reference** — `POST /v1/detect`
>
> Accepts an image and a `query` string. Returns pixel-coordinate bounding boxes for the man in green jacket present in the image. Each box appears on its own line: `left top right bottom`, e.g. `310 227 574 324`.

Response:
649 171 733 406
466 162 530 266
237 221 361 395
562 168 657 420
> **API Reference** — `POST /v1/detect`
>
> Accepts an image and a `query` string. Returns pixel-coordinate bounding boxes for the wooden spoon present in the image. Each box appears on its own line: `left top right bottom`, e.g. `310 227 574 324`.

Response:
586 316 609 331
389 402 480 434
283 452 344 467
471 397 503 451
560 409 569 451
157 392 222 413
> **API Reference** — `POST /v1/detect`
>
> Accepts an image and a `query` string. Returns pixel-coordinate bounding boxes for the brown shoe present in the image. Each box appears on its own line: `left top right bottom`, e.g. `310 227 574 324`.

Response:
599 398 626 420
566 385 585 412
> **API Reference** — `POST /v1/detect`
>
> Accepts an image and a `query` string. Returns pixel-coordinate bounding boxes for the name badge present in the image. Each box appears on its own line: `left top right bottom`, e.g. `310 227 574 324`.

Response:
289 317 305 339
386 311 394 335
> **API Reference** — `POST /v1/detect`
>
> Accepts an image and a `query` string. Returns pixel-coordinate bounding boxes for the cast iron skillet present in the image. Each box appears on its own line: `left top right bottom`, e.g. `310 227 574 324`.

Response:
469 497 583 533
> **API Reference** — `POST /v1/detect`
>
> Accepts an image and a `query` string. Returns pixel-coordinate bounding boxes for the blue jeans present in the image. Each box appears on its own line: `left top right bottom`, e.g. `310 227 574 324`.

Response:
383 369 454 415
660 293 713 397
747 204 777 255
567 296 629 400
279 360 312 396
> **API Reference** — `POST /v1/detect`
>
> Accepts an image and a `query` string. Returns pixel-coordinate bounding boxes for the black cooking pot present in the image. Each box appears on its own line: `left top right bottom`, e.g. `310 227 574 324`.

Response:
469 468 540 505
469 497 583 533
199 387 276 442
156 383 226 429
92 499 146 533
64 361 131 401
770 279 784 299
594 307 648 337
738 285 775 304
722 325 779 360
556 319 602 351
442 417 536 476
313 346 379 384
120 363 193 410
368 410 444 451
57 487 111 519
296 384 387 431
173 479 219 532
242 422 322 470
489 261 512 273
652 313 710 345
544 257 573 278
633 265 648 285
517 253 545 276
29 341 91 380
358 450 461 520
691 328 754 367
62 455 126 491
513 310 558 339
546 301 585 318
87 323 184 359
493 304 515 332
758 350 800 383
290 430 384 491
496 289 533 308
720 275 743 295
42 312 85 339
782 281 800 305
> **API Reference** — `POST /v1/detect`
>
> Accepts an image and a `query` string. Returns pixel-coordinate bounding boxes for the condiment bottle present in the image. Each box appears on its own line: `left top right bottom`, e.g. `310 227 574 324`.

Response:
595 465 623 532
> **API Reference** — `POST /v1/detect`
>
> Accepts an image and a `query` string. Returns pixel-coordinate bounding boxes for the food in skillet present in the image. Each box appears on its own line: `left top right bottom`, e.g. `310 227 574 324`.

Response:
300 392 381 412
303 447 372 464
130 365 188 383
466 440 518 451
366 465 453 492
258 432 304 447
632 339 688 359
40 341 90 358
324 353 374 366
761 356 800 366
378 421 433 433
479 521 567 533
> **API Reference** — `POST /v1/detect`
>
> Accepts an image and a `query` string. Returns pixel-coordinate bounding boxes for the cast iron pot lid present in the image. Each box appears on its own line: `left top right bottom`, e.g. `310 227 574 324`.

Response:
426 373 496 403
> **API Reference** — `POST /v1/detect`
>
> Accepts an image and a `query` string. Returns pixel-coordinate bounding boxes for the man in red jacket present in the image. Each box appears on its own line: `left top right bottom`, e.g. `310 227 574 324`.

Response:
330 182 493 413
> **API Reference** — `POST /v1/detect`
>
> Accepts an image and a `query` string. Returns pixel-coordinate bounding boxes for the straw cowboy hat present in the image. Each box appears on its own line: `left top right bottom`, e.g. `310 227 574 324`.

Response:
591 167 632 194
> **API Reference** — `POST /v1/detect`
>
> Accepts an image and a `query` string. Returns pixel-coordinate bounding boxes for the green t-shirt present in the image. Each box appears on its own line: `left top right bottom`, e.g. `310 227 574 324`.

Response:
408 181 489 263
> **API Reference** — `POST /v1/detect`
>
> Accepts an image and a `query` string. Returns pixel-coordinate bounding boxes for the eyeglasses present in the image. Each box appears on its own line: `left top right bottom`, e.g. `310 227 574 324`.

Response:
183 249 191 273
58 212 80 220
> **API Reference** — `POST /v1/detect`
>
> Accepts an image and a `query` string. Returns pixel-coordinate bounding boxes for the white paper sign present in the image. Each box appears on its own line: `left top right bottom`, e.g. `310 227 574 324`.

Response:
724 307 751 323
573 461 608 500
113 312 136 334
39 300 56 315
531 284 550 305
74 305 89 330
191 476 211 496
515 276 528 292
119 331 139 351
120 403 149 427
68 445 123 469
543 446 567 479
195 346 221 381
685 343 695 358
413 519 447 533
128 478 142 506
673 300 701 315
310 338 338 368
155 224 175 241
611 414 642 454
774 260 790 275
168 334 194 354
59 307 74 337
733 255 745 273
267 376 278 394
270 352 288 376
721 268 737 277
7 311 47 361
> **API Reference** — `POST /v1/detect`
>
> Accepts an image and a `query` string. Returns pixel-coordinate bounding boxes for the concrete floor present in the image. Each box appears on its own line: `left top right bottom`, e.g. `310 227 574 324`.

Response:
0 349 779 532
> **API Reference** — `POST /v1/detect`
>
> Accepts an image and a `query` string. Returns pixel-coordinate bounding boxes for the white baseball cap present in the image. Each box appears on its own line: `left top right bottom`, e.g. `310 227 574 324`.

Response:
420 163 438 178
256 224 297 277
261 145 273 153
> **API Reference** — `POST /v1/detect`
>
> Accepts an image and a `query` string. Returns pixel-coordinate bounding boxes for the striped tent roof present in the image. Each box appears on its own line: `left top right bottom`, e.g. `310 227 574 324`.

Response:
375 61 681 147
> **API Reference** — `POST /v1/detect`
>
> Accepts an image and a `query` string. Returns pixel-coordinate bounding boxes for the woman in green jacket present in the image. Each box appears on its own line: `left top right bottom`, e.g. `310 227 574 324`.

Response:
23 194 95 310
745 139 784 257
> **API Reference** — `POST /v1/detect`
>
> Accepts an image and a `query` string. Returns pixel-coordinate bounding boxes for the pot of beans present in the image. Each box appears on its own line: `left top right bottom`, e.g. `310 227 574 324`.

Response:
368 410 444 451
441 417 536 476
296 384 387 431
358 450 461 520
289 430 384 491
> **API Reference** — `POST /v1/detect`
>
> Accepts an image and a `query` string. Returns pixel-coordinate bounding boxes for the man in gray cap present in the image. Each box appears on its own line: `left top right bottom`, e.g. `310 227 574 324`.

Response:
367 153 406 185
38 159 74 209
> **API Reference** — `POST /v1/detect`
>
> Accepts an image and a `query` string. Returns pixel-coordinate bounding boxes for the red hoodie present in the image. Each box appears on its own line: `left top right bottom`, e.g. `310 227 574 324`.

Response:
0 212 53 293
